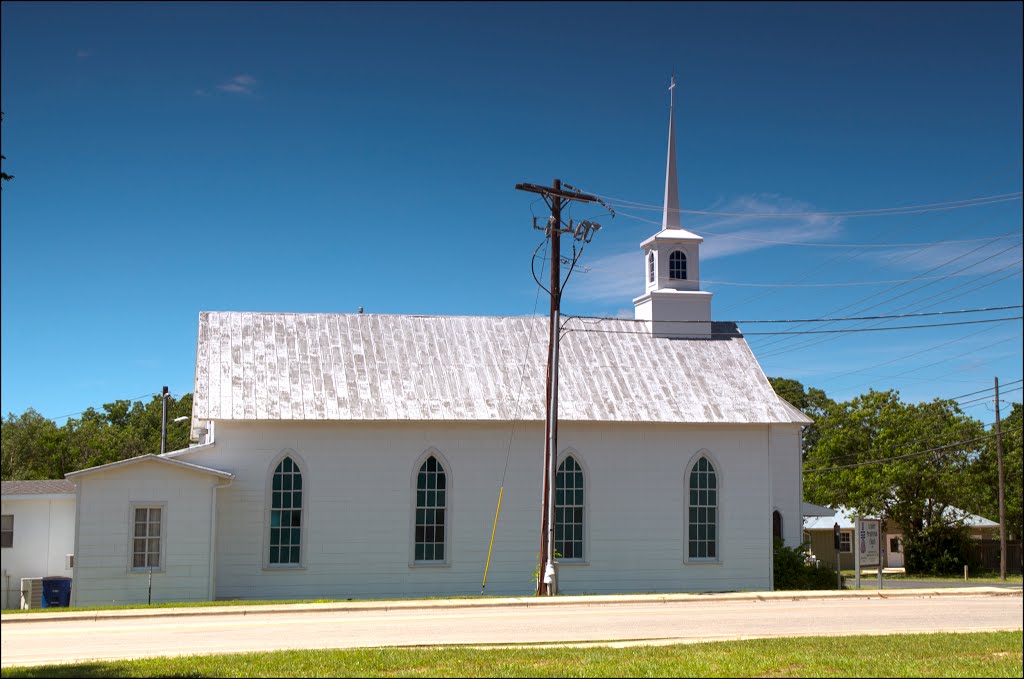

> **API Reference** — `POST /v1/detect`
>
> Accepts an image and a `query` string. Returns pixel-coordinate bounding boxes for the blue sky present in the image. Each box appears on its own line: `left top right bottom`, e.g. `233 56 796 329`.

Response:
2 2 1021 425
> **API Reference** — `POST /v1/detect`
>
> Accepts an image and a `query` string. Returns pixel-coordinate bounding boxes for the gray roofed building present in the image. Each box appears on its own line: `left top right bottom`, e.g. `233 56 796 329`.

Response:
1 480 76 496
192 312 808 426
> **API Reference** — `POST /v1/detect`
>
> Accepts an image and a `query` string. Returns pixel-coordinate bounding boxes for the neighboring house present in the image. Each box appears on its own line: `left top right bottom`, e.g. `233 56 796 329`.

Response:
0 480 77 609
803 505 999 571
66 84 811 607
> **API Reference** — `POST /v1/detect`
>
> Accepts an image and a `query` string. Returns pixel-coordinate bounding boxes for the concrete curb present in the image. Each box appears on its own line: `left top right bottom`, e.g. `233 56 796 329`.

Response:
2 587 1019 624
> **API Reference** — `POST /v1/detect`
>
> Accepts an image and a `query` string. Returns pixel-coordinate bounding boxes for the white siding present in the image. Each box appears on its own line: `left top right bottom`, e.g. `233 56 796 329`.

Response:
175 419 784 600
770 425 804 550
71 463 220 607
0 497 75 609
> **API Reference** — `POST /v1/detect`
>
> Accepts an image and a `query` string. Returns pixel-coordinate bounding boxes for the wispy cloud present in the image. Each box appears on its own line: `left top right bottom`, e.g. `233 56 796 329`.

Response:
76 49 91 59
696 194 844 260
876 239 1023 276
566 194 845 304
216 74 258 95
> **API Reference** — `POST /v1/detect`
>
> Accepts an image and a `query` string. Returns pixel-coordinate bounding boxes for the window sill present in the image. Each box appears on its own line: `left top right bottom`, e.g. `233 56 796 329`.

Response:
557 560 589 567
683 559 722 566
410 562 450 569
263 565 306 571
129 568 165 574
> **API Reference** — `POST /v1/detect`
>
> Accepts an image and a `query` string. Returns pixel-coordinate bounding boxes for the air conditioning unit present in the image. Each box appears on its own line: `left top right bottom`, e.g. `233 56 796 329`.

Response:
20 577 42 610
65 554 75 570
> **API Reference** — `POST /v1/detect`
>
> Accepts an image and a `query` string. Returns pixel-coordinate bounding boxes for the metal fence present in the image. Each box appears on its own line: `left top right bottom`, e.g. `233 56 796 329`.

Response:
966 539 1023 574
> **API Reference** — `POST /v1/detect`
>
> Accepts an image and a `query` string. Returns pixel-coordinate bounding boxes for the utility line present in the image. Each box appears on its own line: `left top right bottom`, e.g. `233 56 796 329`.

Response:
956 385 1023 407
567 305 1022 325
948 379 1024 401
752 241 1023 357
585 190 1022 219
611 206 1023 247
838 334 1023 395
562 315 1022 337
804 426 1022 474
47 392 162 422
755 260 1024 360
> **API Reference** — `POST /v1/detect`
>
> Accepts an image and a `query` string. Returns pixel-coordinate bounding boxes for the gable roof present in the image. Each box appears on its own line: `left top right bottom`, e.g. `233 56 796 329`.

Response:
65 454 233 480
192 312 804 425
2 479 77 496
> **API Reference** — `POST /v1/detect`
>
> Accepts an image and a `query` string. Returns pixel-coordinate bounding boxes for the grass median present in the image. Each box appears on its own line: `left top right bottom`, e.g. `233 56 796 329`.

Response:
2 630 1021 677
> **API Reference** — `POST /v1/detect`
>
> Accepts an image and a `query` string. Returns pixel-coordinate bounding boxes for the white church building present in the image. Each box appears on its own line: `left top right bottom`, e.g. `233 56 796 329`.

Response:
65 86 809 607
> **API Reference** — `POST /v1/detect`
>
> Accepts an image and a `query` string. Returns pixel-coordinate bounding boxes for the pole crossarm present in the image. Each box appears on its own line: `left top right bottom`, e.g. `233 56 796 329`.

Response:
515 182 601 204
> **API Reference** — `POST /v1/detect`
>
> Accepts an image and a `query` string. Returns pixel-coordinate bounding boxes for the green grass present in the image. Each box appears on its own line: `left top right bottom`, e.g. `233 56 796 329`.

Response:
839 570 1023 584
1 631 1020 677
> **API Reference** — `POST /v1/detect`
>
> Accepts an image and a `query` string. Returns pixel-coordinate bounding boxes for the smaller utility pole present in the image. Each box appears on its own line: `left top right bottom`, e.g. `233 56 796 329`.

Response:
160 386 169 455
995 376 1007 582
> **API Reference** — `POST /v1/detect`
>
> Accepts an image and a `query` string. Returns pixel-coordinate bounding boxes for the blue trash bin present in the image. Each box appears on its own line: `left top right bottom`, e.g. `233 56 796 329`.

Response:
41 576 72 608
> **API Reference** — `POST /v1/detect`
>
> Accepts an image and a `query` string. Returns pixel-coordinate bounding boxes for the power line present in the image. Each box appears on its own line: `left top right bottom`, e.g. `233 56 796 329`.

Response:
948 379 1024 401
567 305 1022 326
957 385 1024 406
701 272 1022 287
804 426 1022 474
815 326 1020 386
611 206 1023 247
562 315 1022 338
585 190 1022 219
837 334 1023 395
752 240 1023 358
46 392 162 422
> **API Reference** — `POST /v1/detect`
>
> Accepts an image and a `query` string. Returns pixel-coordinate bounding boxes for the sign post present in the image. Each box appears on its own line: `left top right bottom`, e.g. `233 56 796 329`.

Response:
833 522 842 590
856 517 882 590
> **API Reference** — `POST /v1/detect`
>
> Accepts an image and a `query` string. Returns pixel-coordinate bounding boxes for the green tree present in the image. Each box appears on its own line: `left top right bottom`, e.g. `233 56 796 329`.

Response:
1 409 61 479
804 389 986 573
768 377 808 410
964 402 1023 540
1 393 195 479
768 377 835 459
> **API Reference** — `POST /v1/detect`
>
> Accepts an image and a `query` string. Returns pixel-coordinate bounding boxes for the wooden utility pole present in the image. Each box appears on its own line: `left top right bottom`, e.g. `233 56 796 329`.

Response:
514 179 601 595
995 376 1007 582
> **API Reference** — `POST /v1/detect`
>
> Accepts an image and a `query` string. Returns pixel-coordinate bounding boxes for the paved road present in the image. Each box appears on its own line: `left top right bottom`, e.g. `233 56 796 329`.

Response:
2 594 1021 668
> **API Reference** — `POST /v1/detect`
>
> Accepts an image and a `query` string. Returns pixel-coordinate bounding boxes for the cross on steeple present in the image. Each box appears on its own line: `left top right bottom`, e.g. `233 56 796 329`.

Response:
663 74 681 230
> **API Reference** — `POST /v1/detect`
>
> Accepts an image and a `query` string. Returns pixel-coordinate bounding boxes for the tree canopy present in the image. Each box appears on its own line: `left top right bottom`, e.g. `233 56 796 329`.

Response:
1 393 192 480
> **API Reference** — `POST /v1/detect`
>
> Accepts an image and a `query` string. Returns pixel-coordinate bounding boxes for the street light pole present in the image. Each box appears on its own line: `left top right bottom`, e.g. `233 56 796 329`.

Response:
159 387 190 456
160 386 169 455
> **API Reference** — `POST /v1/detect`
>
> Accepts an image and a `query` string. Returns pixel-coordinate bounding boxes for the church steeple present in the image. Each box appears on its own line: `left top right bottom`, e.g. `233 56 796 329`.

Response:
633 76 713 337
663 75 681 230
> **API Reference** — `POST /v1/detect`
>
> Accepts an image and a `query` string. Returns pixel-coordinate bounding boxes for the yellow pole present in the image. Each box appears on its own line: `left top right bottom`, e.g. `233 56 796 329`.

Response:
481 486 504 592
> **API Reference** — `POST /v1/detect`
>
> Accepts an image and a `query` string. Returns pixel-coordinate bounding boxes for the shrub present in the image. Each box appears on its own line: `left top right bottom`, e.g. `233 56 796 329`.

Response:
773 538 841 590
903 523 978 576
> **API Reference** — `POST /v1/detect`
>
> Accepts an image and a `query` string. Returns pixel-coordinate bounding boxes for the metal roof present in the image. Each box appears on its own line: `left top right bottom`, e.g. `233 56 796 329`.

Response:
2 480 77 496
192 311 807 425
804 505 999 530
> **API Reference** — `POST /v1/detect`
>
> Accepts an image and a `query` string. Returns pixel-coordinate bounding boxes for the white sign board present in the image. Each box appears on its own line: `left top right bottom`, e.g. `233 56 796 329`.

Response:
858 518 882 567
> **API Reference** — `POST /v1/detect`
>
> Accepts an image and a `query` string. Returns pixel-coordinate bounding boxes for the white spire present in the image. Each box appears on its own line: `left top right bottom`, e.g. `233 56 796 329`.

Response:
662 75 681 230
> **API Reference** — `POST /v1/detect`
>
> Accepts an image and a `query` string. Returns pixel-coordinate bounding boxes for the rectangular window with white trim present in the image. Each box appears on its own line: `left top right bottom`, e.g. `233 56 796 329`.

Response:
131 505 163 570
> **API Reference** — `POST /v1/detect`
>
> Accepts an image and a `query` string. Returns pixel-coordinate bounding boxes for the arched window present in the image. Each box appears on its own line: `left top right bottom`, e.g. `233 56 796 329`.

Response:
688 456 717 559
414 455 447 563
669 250 687 280
555 455 584 560
773 510 783 541
647 251 655 283
269 456 303 566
